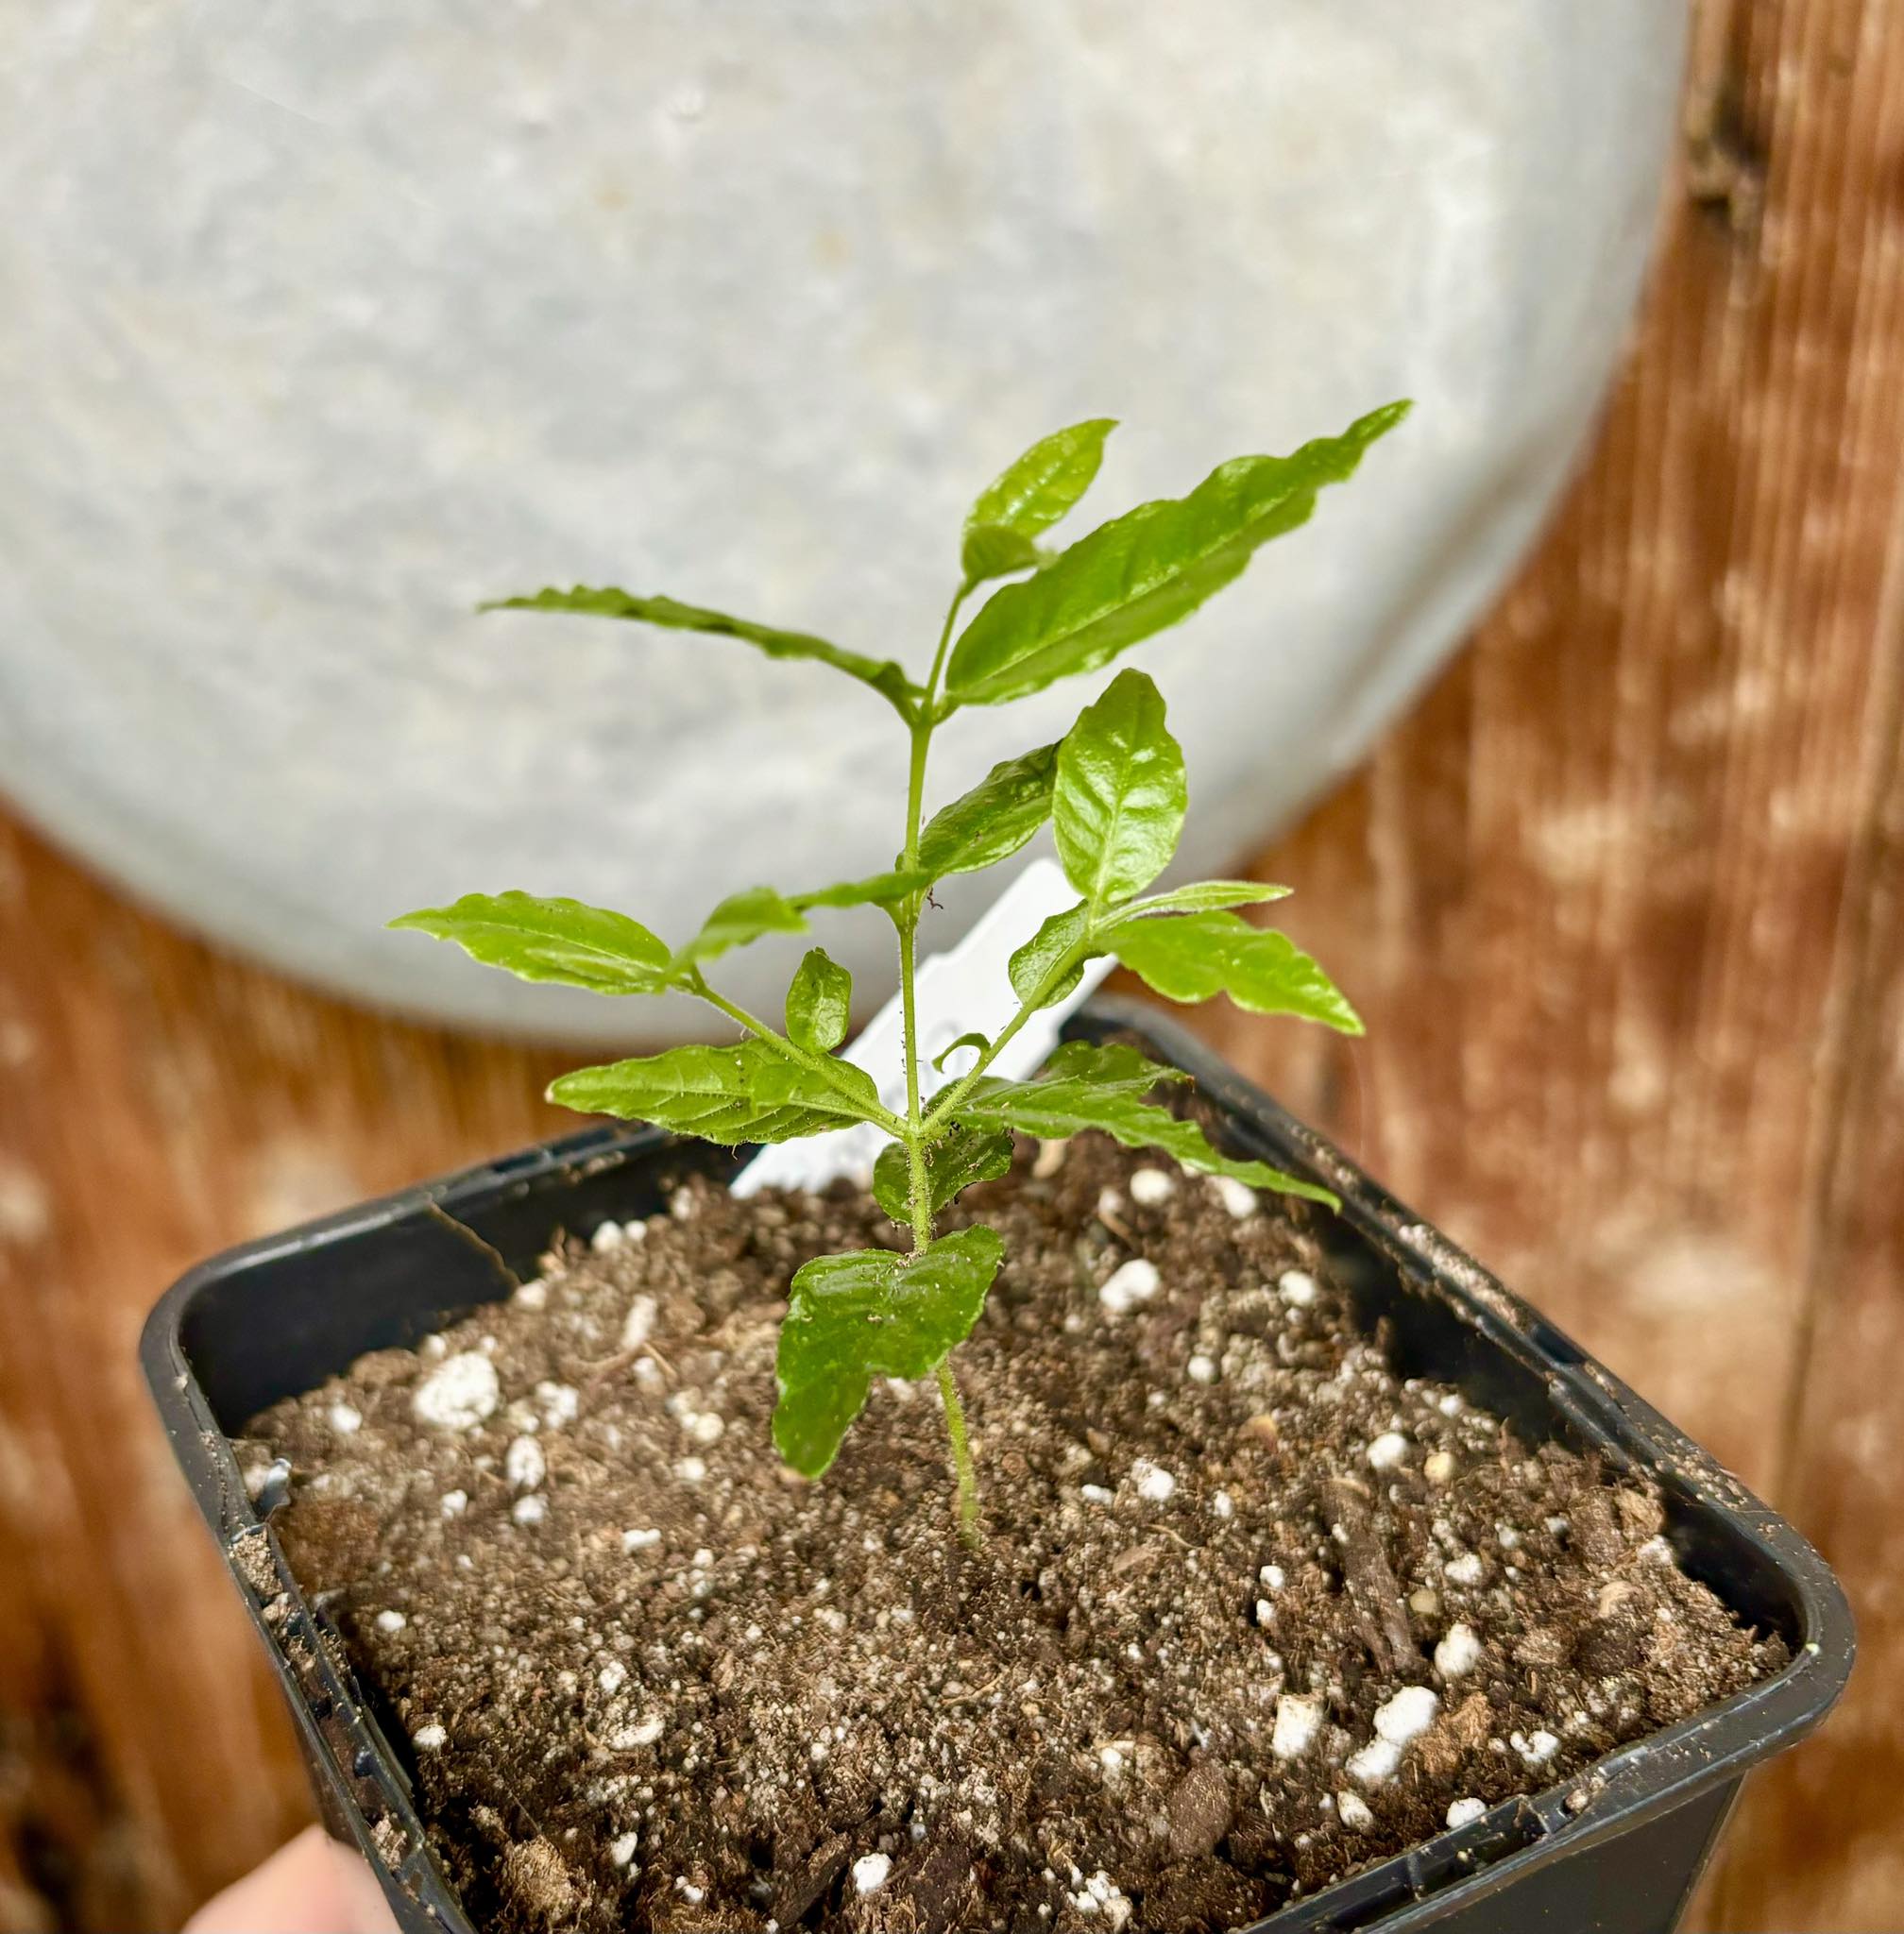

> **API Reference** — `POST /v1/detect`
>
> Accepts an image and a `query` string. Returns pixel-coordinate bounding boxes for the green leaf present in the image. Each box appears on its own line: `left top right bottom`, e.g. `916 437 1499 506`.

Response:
967 1037 1181 1106
774 1226 1006 1475
960 525 1044 584
872 1124 1015 1222
962 418 1117 584
388 891 673 995
1053 670 1185 908
1111 912 1363 1033
791 869 931 912
1120 879 1291 917
481 585 919 718
670 886 807 974
944 401 1409 705
550 1041 882 1144
932 1030 992 1073
1007 901 1097 1009
786 948 852 1052
916 743 1061 882
956 1042 1336 1207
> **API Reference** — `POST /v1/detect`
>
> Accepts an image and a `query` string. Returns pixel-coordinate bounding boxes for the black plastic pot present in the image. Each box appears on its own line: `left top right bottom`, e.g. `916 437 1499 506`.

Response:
143 998 1852 1934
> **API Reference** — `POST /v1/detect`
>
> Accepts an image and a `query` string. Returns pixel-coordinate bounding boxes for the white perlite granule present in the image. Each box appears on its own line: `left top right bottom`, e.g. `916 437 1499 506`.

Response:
505 1434 546 1490
1373 1685 1439 1744
1270 1693 1323 1760
590 1220 623 1251
374 1609 407 1634
1512 1728 1560 1767
609 1832 638 1869
1098 1259 1160 1315
412 1723 447 1751
1446 1797 1488 1828
1434 1622 1484 1678
413 1351 500 1431
439 1489 468 1518
511 1495 546 1525
328 1401 363 1435
536 1380 579 1427
1068 1871 1132 1928
1132 1460 1176 1502
1186 1353 1218 1383
1128 1165 1176 1205
1210 1176 1258 1219
1446 1552 1486 1586
1346 1737 1402 1785
621 1528 661 1552
1367 1431 1409 1470
620 1294 657 1352
1336 1790 1374 1829
1278 1268 1318 1306
851 1853 891 1896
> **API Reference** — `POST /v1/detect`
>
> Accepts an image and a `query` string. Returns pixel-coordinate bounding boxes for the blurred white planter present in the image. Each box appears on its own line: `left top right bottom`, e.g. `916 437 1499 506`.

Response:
0 3 1683 1042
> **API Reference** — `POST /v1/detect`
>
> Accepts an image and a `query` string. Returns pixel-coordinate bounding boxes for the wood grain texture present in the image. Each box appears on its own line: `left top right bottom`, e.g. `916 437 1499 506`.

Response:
1200 2 1904 1926
1 0 1901 1926
0 823 572 1926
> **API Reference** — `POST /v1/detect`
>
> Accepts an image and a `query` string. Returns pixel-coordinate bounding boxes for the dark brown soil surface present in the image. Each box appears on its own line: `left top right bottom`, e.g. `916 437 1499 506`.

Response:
244 1134 1785 1934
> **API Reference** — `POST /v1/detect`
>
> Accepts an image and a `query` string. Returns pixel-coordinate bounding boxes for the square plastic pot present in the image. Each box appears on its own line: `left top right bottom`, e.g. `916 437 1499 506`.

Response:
142 998 1853 1934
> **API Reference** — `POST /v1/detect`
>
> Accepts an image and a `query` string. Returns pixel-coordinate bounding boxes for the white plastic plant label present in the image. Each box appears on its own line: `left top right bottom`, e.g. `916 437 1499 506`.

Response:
733 857 1114 1197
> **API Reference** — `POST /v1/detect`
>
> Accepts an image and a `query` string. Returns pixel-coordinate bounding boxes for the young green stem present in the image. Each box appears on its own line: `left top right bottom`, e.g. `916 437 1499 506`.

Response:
919 923 1096 1137
895 581 982 1540
936 1361 981 1548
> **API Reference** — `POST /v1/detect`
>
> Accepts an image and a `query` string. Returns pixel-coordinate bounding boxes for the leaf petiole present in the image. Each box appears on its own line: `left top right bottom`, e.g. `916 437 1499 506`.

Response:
918 924 1096 1140
688 975 910 1139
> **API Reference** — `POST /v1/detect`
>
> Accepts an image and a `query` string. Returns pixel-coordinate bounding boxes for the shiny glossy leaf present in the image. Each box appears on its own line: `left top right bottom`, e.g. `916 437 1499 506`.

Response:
1053 670 1185 908
774 1227 1006 1474
961 418 1117 584
955 1042 1336 1207
960 524 1044 584
1007 901 1096 1009
791 869 931 912
786 948 852 1052
1120 879 1291 917
388 891 673 994
917 743 1061 882
1112 912 1363 1033
481 585 918 716
550 1041 882 1143
669 887 807 974
945 401 1409 705
872 1124 1015 1223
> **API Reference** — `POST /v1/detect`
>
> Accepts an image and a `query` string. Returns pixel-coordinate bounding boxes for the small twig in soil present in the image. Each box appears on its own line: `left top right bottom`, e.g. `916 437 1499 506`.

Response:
1320 1473 1413 1673
422 1198 524 1298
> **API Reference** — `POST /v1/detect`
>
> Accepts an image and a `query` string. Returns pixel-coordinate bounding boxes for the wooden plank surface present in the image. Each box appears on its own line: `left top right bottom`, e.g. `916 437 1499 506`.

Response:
1204 5 1904 1927
2 0 1901 1925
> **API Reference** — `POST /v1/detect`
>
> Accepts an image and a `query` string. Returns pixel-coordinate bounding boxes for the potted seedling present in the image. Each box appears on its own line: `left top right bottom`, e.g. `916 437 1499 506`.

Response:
145 410 1849 1934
